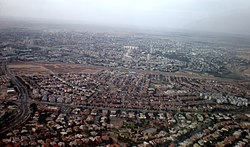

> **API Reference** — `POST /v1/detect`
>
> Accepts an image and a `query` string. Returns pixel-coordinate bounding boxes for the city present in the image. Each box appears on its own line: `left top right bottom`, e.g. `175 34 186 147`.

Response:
1 0 250 146
0 22 249 146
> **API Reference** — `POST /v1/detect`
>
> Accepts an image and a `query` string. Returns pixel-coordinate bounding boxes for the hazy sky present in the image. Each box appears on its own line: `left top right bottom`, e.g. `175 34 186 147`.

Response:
1 0 250 34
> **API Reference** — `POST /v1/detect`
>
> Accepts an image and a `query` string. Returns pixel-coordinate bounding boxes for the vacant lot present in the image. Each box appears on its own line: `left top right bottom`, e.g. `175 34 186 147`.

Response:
43 63 103 74
9 62 103 75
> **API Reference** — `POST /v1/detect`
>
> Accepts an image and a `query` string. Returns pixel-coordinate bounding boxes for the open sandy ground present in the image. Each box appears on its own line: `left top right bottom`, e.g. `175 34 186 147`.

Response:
9 62 103 75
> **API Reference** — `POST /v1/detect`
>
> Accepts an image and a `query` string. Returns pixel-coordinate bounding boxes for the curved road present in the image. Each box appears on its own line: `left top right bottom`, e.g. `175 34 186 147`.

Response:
0 62 30 134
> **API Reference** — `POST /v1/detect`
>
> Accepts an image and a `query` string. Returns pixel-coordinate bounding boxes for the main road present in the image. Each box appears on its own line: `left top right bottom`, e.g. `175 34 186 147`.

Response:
0 61 30 134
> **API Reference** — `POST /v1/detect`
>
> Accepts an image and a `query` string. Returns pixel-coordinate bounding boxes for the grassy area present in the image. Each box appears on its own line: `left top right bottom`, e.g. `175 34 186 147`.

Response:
119 132 130 138
124 121 135 128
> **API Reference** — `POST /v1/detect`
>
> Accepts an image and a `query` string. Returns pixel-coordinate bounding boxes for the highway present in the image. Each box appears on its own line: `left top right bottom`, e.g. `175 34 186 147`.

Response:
0 61 30 134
